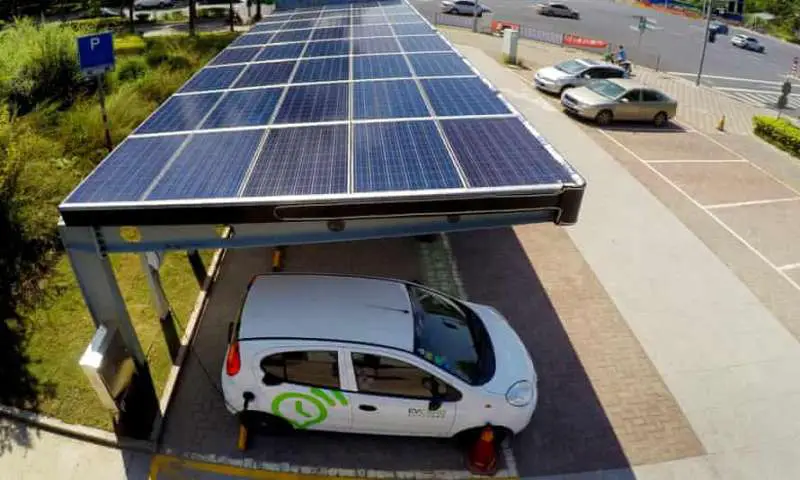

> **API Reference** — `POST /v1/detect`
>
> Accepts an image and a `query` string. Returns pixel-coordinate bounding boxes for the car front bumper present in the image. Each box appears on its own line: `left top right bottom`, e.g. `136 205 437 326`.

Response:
534 76 562 93
561 97 599 119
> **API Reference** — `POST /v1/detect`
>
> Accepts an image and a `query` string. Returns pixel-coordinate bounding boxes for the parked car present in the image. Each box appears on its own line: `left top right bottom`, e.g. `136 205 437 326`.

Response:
221 274 538 439
536 2 580 19
534 58 627 95
440 0 492 17
731 34 765 53
133 0 175 9
560 79 678 127
709 20 729 35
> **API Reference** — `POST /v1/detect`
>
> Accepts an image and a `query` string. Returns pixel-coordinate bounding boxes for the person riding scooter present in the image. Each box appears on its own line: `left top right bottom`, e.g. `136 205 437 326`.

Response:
612 45 632 75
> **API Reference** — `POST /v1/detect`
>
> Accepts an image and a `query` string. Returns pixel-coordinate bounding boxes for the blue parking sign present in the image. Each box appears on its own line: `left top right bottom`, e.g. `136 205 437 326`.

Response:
77 32 115 76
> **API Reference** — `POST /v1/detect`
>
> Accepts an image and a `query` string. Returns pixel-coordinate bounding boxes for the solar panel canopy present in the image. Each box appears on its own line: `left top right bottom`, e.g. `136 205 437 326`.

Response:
60 0 585 227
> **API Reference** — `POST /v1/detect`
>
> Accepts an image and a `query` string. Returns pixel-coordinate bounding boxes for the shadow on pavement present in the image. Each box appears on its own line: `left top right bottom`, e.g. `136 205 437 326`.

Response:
450 228 630 477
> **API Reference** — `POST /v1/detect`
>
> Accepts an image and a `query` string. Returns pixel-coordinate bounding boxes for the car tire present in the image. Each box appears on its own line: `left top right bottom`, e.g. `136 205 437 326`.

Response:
240 411 294 435
595 110 613 126
653 111 668 128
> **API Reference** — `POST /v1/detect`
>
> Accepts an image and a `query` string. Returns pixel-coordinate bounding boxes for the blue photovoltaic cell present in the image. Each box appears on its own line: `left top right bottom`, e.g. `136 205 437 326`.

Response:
317 16 350 27
270 29 312 43
231 33 273 47
354 121 462 192
352 24 392 38
282 19 316 29
178 66 244 93
147 130 263 200
234 61 295 87
312 26 349 40
321 9 348 17
351 15 387 25
137 93 221 133
243 125 348 197
291 12 320 20
255 42 304 61
353 55 411 79
274 83 348 124
389 14 423 23
304 39 350 57
66 136 187 203
353 36 399 54
408 53 473 77
442 118 573 187
354 80 429 119
209 47 261 66
421 78 510 116
392 23 433 35
201 88 282 128
250 23 285 33
398 35 450 53
293 57 349 83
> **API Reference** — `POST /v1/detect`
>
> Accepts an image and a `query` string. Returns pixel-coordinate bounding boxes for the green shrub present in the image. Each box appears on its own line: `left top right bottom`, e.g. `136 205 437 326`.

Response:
64 17 129 32
162 11 188 22
116 57 148 82
753 115 800 158
114 34 147 56
135 67 191 104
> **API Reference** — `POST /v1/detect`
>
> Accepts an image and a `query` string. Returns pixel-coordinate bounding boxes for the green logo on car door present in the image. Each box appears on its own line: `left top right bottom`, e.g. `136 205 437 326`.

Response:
271 388 348 429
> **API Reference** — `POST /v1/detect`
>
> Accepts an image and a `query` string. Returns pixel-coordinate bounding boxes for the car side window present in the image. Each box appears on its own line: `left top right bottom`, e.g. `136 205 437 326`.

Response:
352 353 436 399
261 350 340 389
621 90 641 102
605 68 625 79
642 90 662 102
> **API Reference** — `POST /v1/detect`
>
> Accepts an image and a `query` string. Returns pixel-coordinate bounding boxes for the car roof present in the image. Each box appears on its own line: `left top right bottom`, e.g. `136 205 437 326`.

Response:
577 58 600 66
606 78 643 89
238 274 415 351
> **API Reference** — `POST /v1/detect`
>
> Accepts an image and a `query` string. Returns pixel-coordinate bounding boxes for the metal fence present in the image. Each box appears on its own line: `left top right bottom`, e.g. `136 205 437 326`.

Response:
432 12 489 32
518 25 564 45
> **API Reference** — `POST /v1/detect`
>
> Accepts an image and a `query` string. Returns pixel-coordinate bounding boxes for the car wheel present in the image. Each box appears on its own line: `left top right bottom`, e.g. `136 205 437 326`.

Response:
448 7 457 14
477 12 482 17
240 411 294 435
653 111 668 128
595 110 614 126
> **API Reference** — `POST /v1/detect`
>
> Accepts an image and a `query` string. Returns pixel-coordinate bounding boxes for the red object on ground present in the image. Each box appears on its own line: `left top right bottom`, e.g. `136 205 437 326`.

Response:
491 20 520 33
563 34 608 48
467 425 498 476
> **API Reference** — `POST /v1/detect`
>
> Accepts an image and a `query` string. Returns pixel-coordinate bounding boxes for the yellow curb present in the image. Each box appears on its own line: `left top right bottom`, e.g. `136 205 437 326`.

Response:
149 454 360 479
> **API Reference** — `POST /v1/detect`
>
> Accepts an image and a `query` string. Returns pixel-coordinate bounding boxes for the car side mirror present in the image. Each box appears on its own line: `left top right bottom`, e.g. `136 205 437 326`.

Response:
621 97 630 103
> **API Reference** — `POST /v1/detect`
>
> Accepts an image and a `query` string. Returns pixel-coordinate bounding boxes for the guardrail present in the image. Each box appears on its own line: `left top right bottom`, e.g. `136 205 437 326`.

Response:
432 12 490 32
519 25 564 45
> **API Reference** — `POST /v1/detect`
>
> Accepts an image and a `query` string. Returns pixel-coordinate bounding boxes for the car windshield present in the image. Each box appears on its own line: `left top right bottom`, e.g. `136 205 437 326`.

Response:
407 285 493 385
587 79 626 99
554 60 585 74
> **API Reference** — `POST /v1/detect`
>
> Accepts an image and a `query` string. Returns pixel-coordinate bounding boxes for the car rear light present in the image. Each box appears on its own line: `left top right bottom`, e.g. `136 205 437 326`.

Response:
226 341 241 376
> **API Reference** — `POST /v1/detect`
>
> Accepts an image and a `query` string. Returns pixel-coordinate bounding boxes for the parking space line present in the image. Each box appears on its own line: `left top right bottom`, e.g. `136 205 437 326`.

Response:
705 197 800 210
779 262 800 272
646 159 748 164
598 129 800 296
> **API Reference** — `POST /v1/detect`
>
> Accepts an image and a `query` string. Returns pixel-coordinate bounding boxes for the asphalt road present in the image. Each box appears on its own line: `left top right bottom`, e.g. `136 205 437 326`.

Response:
411 0 800 93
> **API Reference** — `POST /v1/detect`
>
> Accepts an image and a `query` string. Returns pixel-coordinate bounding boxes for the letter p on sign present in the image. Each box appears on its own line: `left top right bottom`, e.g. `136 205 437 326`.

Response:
77 32 115 76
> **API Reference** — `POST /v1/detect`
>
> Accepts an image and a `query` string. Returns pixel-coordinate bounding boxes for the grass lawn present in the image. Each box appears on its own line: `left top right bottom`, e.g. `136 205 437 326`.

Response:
21 250 215 430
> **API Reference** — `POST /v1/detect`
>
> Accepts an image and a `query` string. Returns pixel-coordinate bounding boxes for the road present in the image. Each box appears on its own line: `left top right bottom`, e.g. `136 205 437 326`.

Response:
411 0 800 110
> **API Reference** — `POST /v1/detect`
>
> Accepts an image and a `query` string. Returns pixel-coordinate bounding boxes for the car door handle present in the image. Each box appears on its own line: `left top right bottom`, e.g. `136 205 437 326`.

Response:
358 404 377 412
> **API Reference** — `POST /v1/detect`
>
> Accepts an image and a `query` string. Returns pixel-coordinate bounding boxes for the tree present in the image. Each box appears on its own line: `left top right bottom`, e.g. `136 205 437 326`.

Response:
188 0 196 36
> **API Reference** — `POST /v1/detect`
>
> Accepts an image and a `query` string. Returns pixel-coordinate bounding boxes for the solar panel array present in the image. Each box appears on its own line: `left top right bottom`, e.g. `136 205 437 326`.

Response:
62 0 582 225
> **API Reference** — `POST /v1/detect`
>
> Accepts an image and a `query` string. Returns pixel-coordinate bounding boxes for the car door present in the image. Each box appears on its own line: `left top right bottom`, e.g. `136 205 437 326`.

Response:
254 348 352 432
455 0 472 14
615 89 642 120
344 350 459 437
639 89 666 120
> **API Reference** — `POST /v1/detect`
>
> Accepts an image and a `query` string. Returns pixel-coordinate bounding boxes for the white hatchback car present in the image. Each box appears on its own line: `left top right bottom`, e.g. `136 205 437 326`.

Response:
222 274 538 440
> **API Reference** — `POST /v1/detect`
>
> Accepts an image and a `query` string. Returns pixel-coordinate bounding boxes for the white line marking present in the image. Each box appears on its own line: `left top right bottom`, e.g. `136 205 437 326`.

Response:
598 128 800 295
667 72 785 86
646 159 748 164
705 197 800 210
716 86 798 95
779 262 800 272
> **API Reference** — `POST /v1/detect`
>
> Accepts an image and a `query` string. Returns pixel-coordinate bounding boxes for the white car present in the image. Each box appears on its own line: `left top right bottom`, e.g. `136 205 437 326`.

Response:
222 274 537 440
731 34 765 53
536 2 580 19
134 0 174 9
534 58 627 95
440 0 492 17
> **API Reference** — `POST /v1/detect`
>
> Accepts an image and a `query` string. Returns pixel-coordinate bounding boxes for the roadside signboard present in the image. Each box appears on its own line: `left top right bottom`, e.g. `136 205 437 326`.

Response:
77 32 115 77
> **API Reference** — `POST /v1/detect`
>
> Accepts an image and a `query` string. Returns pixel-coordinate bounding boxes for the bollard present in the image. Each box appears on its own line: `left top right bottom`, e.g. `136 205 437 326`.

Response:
717 115 725 132
502 28 519 65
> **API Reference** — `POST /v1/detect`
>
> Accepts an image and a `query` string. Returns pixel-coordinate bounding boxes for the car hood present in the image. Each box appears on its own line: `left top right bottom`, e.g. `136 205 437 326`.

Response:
536 66 571 82
565 86 616 106
466 302 536 395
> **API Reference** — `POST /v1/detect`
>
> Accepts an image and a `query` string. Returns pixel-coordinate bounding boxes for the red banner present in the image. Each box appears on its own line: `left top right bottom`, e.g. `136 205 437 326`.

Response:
563 34 608 49
491 20 520 33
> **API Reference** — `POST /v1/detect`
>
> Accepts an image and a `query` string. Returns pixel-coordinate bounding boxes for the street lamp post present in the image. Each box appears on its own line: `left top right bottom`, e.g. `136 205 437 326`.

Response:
695 0 714 86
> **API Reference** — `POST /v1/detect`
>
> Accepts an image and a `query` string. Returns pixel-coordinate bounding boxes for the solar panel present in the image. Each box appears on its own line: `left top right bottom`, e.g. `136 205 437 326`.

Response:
442 118 575 187
353 55 411 79
231 33 273 47
201 89 282 128
271 29 313 43
392 23 434 35
353 36 400 54
282 19 316 29
209 47 261 66
234 61 295 88
291 12 321 20
255 42 305 61
351 15 389 25
136 93 222 134
353 80 429 119
388 14 423 23
274 83 348 124
352 24 393 38
312 26 350 40
398 35 449 53
249 23 285 33
147 130 263 200
243 125 348 197
304 39 350 57
408 53 473 77
320 9 348 17
179 66 244 93
317 16 350 27
293 57 349 83
421 78 510 116
354 121 462 192
66 135 187 203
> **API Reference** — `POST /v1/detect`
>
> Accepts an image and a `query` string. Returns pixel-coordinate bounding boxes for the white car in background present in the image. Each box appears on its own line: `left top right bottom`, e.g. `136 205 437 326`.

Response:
221 274 537 440
440 0 492 17
534 58 628 95
731 34 765 53
133 0 175 9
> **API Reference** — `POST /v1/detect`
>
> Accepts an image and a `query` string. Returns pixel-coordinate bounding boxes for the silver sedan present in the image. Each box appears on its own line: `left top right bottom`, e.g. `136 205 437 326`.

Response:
560 79 678 127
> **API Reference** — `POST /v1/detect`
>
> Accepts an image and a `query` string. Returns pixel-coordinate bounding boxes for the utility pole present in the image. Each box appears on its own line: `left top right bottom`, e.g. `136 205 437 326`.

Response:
695 0 714 86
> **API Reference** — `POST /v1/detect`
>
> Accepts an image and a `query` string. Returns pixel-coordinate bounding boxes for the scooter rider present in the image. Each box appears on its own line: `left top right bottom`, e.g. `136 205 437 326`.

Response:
615 44 632 74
